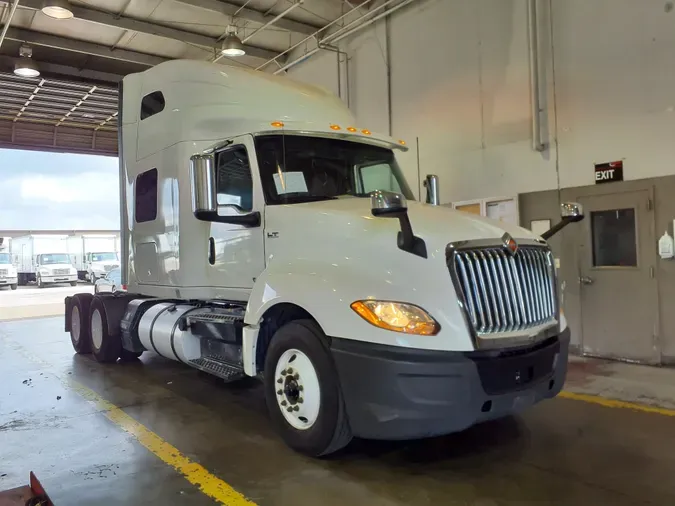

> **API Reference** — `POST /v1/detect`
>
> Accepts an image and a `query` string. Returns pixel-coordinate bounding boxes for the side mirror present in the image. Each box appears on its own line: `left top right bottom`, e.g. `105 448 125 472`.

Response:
370 191 426 258
541 201 585 240
190 154 217 214
190 153 260 227
424 174 440 206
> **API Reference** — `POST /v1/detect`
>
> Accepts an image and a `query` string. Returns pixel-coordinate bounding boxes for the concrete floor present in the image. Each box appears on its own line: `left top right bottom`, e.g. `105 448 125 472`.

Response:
2 317 675 505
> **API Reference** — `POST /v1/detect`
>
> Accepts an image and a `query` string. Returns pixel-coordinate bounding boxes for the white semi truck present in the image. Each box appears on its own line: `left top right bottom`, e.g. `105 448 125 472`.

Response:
65 60 583 456
12 235 78 287
70 235 120 282
0 238 17 290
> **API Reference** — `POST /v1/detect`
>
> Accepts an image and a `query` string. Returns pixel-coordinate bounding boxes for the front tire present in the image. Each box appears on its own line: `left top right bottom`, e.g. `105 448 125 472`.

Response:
37 275 44 289
89 296 121 363
264 320 352 457
89 272 96 284
70 280 78 287
10 284 17 290
69 294 92 354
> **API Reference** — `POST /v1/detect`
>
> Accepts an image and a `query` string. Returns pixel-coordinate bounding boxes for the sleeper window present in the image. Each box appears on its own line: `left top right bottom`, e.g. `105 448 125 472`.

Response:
140 91 165 120
216 146 253 212
135 168 158 223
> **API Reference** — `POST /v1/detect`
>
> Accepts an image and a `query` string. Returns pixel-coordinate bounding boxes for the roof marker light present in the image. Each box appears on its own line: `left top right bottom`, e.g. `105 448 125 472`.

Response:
399 140 406 145
347 127 357 132
362 129 372 135
271 121 284 128
330 124 341 130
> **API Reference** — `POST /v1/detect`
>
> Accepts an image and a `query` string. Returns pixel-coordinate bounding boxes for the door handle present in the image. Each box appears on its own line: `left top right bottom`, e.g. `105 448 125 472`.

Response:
208 237 215 265
579 276 594 285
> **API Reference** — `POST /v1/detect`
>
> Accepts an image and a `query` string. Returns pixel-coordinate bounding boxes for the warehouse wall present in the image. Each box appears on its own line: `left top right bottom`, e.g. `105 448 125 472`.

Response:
288 0 675 203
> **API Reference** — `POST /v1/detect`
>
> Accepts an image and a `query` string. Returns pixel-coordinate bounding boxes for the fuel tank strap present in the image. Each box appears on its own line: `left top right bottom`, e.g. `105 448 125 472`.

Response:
149 304 173 358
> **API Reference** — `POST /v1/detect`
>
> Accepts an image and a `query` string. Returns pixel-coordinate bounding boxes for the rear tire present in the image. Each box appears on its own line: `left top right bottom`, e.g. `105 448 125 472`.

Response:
10 284 17 290
69 294 92 354
264 319 352 457
89 296 121 363
70 280 77 287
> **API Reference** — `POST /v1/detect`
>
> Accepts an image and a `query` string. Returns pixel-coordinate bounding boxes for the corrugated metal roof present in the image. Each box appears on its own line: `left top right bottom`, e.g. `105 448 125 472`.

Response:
0 0 387 155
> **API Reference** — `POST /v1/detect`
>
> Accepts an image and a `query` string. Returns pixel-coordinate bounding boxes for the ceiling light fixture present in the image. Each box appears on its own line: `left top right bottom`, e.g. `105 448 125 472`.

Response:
14 46 40 78
220 26 246 57
41 0 74 19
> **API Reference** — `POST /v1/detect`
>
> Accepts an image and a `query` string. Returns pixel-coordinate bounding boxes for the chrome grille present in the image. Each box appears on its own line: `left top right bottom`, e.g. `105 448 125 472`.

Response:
0 269 6 276
53 268 70 275
450 246 557 335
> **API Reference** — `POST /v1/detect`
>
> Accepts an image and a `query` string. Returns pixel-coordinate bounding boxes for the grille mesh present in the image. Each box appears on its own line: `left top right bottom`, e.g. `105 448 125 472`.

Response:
451 246 557 335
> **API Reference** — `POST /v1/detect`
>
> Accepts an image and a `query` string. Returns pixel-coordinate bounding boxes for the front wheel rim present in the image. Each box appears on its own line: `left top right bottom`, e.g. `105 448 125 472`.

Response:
91 308 104 351
274 349 321 430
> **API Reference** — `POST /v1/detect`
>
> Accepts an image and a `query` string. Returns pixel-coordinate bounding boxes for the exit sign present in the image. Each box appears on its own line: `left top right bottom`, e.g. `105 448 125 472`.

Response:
594 160 624 184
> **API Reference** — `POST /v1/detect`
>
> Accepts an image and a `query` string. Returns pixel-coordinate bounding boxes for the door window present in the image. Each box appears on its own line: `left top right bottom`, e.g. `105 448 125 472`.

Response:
135 168 158 223
357 163 404 195
591 208 637 267
216 146 253 212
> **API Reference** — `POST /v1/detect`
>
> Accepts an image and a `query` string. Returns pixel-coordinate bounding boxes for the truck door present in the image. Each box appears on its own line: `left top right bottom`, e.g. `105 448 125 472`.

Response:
208 134 266 293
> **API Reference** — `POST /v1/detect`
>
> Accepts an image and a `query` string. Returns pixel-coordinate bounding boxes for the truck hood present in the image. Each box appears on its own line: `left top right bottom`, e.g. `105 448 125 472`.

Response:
91 260 120 267
280 197 541 247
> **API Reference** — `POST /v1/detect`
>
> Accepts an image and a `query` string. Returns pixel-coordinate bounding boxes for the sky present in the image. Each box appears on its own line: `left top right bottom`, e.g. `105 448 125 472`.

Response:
0 149 120 230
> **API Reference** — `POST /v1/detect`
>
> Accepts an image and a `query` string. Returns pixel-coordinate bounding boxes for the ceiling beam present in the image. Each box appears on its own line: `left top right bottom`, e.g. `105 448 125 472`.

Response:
3 27 167 66
0 0 282 61
175 0 320 36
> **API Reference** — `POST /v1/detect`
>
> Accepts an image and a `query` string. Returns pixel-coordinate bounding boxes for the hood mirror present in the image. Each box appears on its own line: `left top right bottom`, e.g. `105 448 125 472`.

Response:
370 190 407 216
541 201 585 240
370 190 426 258
561 202 584 221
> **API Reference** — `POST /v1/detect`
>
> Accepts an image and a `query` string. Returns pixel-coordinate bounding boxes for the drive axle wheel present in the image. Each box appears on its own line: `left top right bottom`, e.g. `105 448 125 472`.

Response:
264 320 352 457
89 296 121 363
69 294 92 354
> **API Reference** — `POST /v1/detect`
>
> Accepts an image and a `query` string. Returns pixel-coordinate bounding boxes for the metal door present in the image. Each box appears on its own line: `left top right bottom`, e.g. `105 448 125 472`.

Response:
578 189 659 363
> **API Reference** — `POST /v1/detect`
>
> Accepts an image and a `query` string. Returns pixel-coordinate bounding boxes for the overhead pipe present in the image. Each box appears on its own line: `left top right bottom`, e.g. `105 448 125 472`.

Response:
527 0 545 151
275 0 418 75
257 0 378 71
213 0 304 63
0 0 20 51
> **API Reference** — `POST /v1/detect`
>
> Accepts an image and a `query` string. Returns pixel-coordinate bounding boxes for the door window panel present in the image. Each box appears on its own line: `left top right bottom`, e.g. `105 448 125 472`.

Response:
591 208 637 267
216 146 253 212
358 163 403 194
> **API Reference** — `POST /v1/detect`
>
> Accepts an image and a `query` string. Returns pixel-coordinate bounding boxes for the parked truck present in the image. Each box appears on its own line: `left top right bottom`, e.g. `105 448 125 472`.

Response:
0 237 17 290
12 235 78 287
66 234 120 282
65 60 583 457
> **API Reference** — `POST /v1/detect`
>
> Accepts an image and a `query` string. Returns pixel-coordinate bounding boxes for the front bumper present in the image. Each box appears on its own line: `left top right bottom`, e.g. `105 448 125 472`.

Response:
331 328 570 440
0 277 17 285
40 274 78 283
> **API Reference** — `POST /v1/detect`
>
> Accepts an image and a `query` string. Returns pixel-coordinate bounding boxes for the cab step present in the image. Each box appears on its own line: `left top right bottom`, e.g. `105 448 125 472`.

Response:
189 355 244 382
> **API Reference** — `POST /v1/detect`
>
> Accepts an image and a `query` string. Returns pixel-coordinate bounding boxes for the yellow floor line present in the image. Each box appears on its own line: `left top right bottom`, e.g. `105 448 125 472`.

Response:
560 390 675 417
0 335 256 506
68 379 257 506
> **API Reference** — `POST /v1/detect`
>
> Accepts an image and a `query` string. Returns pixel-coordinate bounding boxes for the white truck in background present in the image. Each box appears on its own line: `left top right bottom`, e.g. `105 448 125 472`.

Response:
67 235 120 282
0 237 17 290
65 60 583 457
12 235 78 287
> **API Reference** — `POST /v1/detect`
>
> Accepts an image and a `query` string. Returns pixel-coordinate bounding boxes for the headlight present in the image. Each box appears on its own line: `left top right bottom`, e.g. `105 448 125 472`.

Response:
350 300 440 335
70 267 77 274
39 268 49 275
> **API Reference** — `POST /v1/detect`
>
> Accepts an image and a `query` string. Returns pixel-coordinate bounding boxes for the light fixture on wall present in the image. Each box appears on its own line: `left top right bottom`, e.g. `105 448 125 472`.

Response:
41 0 74 19
14 46 40 78
220 26 246 57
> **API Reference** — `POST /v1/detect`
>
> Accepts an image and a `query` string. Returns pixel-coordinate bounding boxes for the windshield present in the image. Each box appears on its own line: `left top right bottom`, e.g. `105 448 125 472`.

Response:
39 254 71 265
254 135 414 205
91 252 118 262
0 253 10 264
